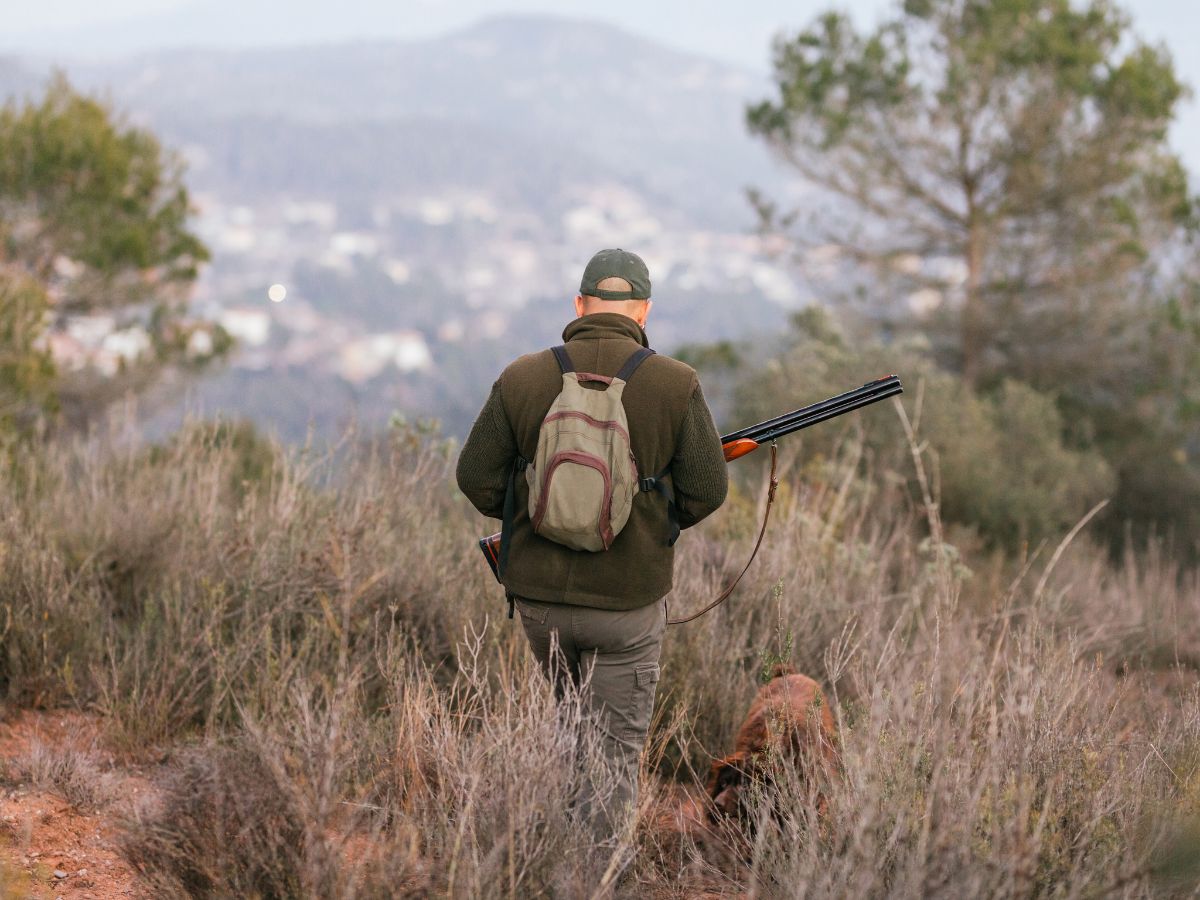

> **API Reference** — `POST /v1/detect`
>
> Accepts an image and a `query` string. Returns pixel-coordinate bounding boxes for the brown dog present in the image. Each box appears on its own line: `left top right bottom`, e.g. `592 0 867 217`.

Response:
706 665 839 825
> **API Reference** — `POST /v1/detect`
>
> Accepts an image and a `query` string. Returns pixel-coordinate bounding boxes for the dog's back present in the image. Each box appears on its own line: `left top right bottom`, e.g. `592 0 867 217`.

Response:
706 665 839 821
733 667 836 759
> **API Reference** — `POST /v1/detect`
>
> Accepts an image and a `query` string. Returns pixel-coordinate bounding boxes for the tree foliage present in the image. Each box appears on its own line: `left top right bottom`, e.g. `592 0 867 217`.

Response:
748 0 1194 390
0 275 55 435
0 72 208 307
0 73 216 430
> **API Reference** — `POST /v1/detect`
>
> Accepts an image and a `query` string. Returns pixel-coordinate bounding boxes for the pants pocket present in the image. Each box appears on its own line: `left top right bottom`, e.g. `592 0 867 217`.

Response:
621 662 660 741
514 597 550 624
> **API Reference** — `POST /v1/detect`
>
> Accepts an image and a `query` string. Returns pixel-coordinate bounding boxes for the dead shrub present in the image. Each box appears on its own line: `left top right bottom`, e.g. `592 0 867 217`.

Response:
13 741 113 812
122 741 310 899
0 417 1197 895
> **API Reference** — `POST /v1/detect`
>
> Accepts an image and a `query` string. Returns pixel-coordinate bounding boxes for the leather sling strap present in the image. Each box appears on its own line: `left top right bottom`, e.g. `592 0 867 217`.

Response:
667 442 779 626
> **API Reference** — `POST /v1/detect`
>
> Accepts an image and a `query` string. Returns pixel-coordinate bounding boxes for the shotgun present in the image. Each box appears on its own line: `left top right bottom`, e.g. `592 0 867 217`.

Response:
478 374 903 581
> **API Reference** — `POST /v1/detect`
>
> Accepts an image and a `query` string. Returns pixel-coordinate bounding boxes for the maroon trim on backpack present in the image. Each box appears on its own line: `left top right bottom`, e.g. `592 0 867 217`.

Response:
599 487 615 549
543 410 631 444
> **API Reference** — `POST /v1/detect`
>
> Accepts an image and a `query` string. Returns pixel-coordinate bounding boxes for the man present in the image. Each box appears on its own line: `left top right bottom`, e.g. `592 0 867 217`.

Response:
455 248 728 841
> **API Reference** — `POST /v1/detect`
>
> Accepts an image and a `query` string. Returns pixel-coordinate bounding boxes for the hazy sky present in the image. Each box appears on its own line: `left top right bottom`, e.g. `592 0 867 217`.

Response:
6 0 1196 70
6 0 1200 172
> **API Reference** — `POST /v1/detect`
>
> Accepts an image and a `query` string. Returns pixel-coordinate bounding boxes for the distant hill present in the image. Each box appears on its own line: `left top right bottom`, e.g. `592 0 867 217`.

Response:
22 16 779 226
163 113 633 212
3 16 797 442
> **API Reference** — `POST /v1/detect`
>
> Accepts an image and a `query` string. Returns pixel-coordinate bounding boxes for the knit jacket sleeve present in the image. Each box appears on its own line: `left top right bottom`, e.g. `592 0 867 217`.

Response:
455 379 518 519
670 382 728 529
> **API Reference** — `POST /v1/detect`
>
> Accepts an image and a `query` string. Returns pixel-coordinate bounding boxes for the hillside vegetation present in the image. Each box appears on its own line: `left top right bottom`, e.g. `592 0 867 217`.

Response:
2 417 1198 896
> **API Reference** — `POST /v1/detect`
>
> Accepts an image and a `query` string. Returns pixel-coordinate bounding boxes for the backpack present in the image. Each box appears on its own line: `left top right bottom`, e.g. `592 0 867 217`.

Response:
528 344 653 551
498 344 677 580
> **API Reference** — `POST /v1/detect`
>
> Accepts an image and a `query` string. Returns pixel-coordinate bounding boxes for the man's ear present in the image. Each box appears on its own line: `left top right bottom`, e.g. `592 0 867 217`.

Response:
574 294 586 318
637 299 653 327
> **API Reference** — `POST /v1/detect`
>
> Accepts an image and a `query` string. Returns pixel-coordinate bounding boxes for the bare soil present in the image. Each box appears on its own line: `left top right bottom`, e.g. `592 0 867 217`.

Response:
0 711 149 899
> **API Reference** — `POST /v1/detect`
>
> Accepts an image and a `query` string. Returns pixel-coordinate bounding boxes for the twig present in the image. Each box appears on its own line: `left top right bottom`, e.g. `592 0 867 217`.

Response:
892 392 942 549
1146 740 1180 783
1032 500 1110 601
339 800 386 812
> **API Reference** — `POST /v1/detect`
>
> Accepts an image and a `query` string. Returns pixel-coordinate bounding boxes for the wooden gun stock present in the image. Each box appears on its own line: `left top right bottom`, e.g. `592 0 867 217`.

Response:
723 438 759 462
480 533 502 581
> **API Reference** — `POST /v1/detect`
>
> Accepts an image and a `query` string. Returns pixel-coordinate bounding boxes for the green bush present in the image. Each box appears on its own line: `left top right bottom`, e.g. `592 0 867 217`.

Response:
923 378 1114 549
0 274 56 437
725 312 1114 551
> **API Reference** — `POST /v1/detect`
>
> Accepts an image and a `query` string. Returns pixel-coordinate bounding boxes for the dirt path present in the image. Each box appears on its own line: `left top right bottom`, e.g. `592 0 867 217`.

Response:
0 711 144 899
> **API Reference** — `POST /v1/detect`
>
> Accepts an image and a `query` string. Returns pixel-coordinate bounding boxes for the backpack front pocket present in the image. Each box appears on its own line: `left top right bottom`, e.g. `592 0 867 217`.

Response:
530 450 614 550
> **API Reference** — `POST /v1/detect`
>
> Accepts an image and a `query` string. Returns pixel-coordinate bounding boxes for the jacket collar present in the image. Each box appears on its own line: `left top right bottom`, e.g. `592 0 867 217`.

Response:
562 312 650 348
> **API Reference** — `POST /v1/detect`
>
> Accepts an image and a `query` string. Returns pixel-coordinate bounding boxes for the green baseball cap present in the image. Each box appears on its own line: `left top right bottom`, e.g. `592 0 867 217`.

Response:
579 248 652 301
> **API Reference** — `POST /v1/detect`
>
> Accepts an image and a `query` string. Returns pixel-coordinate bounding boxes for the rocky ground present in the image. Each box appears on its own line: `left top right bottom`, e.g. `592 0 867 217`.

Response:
0 711 150 899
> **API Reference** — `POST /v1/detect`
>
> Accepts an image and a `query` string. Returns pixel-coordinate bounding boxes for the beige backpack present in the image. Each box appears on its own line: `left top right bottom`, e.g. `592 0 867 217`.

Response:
525 345 653 552
495 344 681 583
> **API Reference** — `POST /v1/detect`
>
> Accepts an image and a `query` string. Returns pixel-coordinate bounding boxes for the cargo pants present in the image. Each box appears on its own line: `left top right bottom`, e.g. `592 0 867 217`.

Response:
514 596 666 842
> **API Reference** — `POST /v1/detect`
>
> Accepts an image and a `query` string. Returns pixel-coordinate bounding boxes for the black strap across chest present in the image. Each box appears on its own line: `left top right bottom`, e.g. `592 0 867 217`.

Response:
551 344 655 382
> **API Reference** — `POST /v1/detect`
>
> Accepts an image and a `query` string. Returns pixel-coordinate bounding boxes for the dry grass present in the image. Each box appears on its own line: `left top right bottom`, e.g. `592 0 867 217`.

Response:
8 741 115 812
2 418 1199 896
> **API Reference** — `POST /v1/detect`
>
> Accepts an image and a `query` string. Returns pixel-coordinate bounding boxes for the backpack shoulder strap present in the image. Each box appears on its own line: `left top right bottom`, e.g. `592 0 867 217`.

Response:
615 347 655 383
551 345 574 374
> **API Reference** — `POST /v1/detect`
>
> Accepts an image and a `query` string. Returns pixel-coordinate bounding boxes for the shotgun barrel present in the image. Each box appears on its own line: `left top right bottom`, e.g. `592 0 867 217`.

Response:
478 374 903 580
720 375 901 444
725 375 902 456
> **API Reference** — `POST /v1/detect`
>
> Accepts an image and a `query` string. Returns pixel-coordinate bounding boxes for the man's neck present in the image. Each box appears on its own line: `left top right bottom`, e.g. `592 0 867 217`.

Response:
562 312 650 347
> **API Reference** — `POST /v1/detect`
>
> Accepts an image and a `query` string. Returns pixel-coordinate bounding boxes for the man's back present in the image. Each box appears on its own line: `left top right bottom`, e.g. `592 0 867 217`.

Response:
456 312 728 609
455 248 728 849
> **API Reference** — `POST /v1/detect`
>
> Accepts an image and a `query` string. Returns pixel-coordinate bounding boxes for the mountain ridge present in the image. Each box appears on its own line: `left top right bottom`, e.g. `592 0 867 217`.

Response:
10 14 779 226
6 6 765 78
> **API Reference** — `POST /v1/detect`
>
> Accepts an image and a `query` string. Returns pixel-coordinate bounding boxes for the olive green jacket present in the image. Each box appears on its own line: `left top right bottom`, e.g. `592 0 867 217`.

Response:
456 313 728 610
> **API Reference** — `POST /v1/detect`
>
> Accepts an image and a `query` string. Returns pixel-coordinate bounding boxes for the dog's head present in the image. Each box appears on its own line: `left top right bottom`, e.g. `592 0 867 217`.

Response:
706 752 751 821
